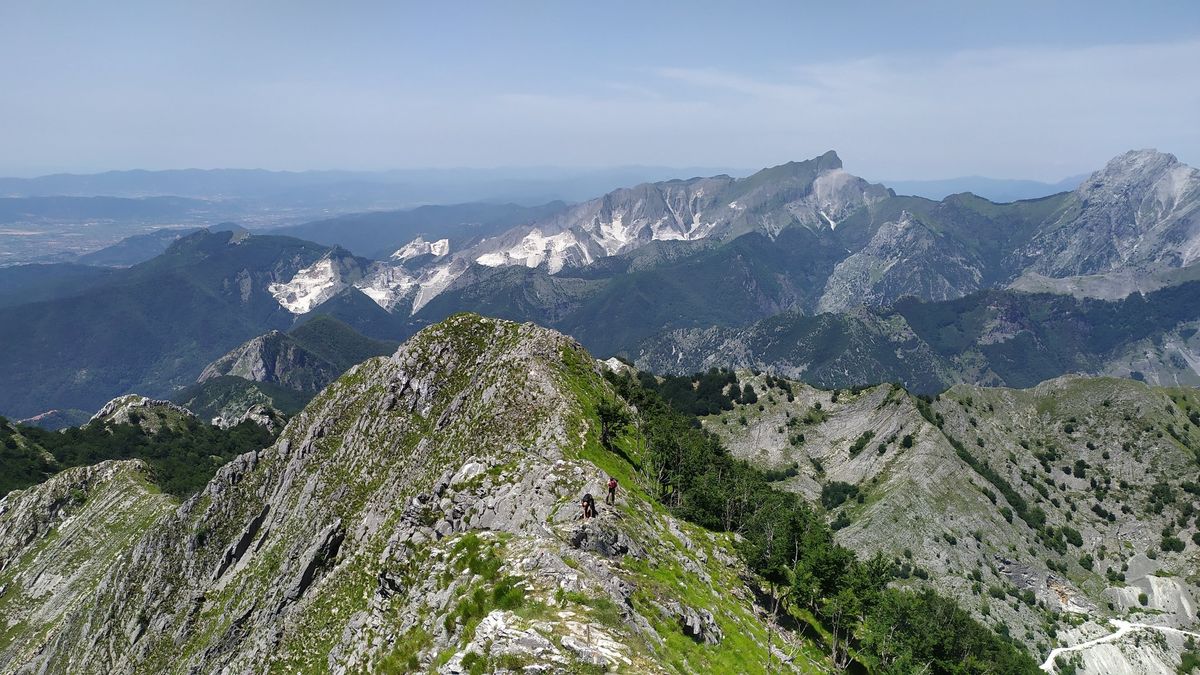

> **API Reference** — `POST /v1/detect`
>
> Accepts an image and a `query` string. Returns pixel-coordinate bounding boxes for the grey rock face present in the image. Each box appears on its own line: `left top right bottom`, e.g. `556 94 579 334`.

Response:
818 211 985 313
701 369 1200 670
198 330 340 393
88 394 196 433
1017 149 1200 278
460 151 890 274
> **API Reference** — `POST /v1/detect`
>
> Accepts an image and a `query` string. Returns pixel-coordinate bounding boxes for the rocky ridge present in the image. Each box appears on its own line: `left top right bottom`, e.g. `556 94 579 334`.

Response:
0 315 818 673
636 282 1200 393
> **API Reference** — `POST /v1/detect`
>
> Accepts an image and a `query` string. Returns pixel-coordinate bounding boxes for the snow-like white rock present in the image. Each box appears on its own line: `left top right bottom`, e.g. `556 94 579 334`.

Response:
268 257 351 314
390 237 450 261
476 229 589 274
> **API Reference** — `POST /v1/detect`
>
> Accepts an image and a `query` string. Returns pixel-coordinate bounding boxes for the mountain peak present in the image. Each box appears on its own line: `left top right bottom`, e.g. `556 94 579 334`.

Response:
1086 148 1183 186
816 149 843 170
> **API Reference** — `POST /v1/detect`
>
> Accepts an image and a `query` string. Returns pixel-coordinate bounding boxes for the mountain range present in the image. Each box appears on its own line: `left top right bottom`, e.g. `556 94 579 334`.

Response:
259 148 1198 326
0 148 1197 420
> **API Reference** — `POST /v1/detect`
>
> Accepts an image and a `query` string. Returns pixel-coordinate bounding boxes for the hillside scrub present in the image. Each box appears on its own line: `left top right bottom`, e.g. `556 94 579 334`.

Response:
605 370 1039 674
0 416 275 498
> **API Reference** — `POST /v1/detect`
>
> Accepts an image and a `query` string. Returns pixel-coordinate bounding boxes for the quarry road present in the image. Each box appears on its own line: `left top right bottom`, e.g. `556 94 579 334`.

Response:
1040 620 1200 672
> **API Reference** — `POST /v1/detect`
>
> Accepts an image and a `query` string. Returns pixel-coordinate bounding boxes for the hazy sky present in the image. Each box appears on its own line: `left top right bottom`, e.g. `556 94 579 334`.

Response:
2 1 1198 180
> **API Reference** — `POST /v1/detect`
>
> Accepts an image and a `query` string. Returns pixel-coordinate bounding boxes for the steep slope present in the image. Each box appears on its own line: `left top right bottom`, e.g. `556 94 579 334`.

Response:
417 227 852 357
171 376 310 426
74 225 248 267
388 149 1200 331
638 282 1200 392
690 371 1200 673
817 211 987 313
464 151 888 274
88 394 196 433
1 315 827 673
0 398 276 499
197 330 344 393
191 316 399 425
0 462 177 668
0 230 333 418
1016 150 1200 279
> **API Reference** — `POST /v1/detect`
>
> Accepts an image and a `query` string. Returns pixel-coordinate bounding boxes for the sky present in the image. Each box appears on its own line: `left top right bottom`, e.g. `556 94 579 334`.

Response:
1 1 1198 180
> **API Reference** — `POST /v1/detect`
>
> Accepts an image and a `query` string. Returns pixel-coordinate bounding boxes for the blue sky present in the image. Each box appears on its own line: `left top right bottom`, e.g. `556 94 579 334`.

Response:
1 1 1197 179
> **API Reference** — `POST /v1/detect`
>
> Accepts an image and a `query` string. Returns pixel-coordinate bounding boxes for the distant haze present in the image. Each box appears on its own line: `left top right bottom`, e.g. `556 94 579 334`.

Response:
1 1 1197 181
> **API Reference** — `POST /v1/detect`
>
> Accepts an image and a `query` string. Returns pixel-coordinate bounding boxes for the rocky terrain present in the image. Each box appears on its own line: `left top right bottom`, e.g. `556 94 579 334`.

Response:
636 282 1200 393
88 394 196 434
695 370 1200 673
0 315 823 673
199 316 398 395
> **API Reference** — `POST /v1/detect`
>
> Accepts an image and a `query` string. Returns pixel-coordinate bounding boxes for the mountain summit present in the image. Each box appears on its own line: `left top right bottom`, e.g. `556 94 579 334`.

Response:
1018 149 1200 277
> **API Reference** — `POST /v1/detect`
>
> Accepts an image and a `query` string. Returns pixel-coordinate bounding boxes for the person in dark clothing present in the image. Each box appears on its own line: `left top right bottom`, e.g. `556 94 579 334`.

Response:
605 476 618 505
580 493 597 519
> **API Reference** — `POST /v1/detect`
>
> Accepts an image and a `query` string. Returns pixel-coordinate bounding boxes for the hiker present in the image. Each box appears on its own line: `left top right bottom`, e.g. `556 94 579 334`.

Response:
605 476 618 505
580 493 597 520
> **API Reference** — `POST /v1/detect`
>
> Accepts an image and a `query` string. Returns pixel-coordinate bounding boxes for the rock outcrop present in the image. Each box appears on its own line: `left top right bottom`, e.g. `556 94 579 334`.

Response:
88 394 195 433
1017 150 1200 279
198 330 341 393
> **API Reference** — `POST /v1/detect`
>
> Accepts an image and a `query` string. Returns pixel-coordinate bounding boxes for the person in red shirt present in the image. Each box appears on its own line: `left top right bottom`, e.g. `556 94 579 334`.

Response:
605 476 618 505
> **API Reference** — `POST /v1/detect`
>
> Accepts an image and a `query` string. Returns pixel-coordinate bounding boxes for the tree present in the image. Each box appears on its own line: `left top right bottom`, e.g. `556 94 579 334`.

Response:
596 399 631 450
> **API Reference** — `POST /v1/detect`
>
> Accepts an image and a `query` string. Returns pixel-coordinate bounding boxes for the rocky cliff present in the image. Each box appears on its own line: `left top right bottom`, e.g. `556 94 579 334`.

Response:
0 315 818 673
198 330 343 394
1017 150 1200 279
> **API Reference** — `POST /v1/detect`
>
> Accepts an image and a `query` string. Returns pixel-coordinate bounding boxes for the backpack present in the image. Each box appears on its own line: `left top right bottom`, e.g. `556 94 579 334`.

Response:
608 478 618 490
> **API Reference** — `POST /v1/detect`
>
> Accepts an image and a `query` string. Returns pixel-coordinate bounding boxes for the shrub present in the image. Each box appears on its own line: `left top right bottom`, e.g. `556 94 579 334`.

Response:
821 481 859 509
1062 527 1083 547
848 430 876 458
1161 536 1186 553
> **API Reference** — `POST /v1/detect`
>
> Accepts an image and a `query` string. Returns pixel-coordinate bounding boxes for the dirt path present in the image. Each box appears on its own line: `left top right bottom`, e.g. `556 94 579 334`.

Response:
1040 620 1200 672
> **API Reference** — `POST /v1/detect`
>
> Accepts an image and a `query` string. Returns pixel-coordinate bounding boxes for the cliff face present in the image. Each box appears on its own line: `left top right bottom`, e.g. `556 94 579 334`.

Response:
197 330 342 393
1 315 815 673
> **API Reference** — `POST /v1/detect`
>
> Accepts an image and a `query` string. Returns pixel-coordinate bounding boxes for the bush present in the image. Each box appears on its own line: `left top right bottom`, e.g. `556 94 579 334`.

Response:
901 434 914 448
1062 527 1083 547
821 481 859 510
1161 535 1186 553
848 430 876 457
603 370 1040 674
1138 592 1149 606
